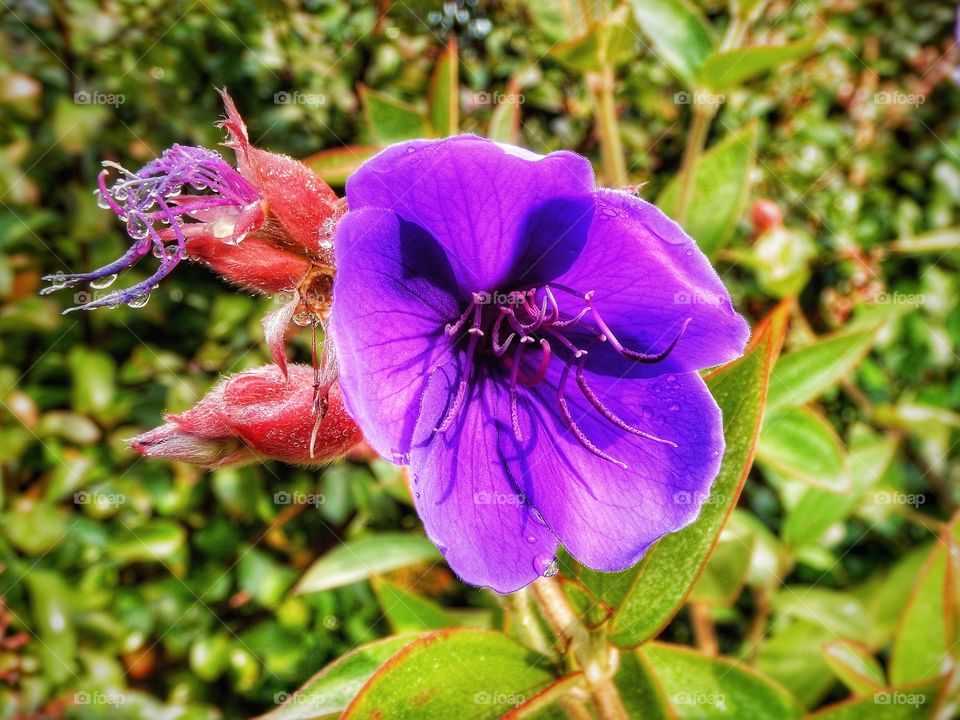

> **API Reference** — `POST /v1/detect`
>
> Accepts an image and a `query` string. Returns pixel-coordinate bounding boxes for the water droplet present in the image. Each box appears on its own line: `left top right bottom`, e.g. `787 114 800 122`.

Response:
685 249 693 256
666 374 677 383
319 239 333 251
152 245 167 259
128 292 150 309
531 508 547 526
525 534 537 544
293 312 315 327
90 273 118 289
669 403 680 412
414 491 421 499
126 214 150 240
534 554 559 578
642 405 654 418
94 190 111 210
437 544 448 555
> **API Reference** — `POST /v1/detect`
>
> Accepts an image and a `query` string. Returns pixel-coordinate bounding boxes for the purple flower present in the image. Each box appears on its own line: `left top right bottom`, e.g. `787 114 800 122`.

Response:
330 135 749 592
42 144 263 311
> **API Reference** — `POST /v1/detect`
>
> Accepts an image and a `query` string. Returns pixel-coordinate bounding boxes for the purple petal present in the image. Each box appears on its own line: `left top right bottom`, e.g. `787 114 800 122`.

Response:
554 189 750 376
329 207 461 461
411 361 559 593
504 360 723 571
345 135 595 292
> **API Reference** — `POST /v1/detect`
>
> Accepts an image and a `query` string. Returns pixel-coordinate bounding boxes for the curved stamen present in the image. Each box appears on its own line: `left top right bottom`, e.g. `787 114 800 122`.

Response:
557 362 627 469
586 290 690 363
575 360 677 447
491 309 516 356
517 339 551 387
435 330 479 433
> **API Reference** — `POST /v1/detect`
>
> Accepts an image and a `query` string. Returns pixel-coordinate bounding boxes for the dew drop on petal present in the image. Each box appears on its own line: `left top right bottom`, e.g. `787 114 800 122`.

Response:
669 403 680 412
642 405 654 418
525 534 537 544
90 273 118 289
534 554 559 578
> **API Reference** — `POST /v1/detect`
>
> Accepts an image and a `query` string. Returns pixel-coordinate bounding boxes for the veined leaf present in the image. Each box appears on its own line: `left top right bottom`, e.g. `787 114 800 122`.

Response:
359 85 429 146
428 37 459 137
371 577 458 633
304 145 379 187
341 629 555 719
607 301 788 647
757 405 850 492
255 635 422 720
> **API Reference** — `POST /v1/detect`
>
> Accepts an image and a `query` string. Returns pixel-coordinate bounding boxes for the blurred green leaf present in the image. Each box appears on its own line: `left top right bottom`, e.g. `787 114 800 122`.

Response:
68 346 117 420
821 640 885 694
812 678 942 719
25 569 78 684
689 519 754 606
551 5 635 73
627 0 715 87
889 514 959 685
295 534 441 594
360 86 429 146
758 406 850 492
372 578 458 633
766 324 882 411
428 38 459 136
698 39 818 90
657 122 758 257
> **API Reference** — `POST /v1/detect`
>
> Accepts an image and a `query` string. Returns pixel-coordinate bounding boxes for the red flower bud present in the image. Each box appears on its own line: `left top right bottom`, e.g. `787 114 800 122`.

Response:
751 199 784 236
130 364 363 468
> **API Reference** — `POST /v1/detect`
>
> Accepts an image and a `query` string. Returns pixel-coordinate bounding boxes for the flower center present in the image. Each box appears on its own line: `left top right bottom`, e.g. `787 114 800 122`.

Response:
437 284 688 467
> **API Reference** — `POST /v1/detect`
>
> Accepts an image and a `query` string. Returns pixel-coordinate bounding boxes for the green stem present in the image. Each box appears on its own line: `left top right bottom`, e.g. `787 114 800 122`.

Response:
531 577 628 720
590 66 628 188
674 104 713 226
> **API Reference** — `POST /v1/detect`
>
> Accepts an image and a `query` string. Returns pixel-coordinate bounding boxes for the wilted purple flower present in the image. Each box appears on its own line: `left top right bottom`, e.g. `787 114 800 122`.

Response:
42 144 264 311
330 135 749 592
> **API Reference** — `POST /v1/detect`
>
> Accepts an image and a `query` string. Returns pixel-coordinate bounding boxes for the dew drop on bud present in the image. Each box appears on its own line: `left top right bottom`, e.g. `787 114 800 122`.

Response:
94 190 111 210
534 554 559 578
90 273 118 289
126 214 150 240
128 292 151 309
292 312 315 327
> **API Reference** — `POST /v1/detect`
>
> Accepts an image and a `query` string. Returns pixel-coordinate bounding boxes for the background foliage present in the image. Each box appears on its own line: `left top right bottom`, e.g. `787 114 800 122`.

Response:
1 0 958 718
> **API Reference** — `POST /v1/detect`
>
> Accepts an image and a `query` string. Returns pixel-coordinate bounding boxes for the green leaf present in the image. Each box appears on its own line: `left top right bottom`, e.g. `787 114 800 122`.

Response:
689 519 754 606
782 430 897 549
295 533 441 594
487 77 523 145
255 635 422 720
360 86 429 146
607 302 787 646
613 652 676 720
889 514 959 684
889 226 960 254
698 39 818 90
766 324 882 411
757 406 850 492
303 145 379 186
821 640 885 694
771 588 871 643
428 38 459 136
372 578 458 633
811 679 942 719
640 643 803 719
657 123 758 257
757 620 836 708
551 5 635 73
627 0 715 87
501 674 584 719
68 346 116 419
25 569 78 684
341 629 555 719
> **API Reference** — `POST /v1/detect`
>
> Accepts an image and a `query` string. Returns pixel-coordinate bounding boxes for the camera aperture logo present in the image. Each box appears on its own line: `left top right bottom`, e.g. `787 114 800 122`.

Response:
274 490 325 507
